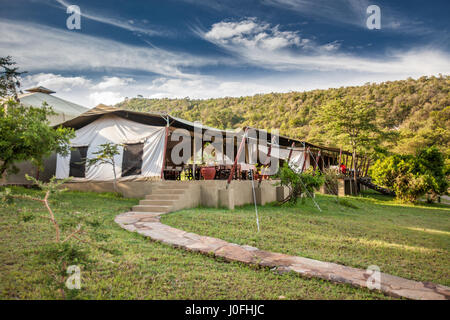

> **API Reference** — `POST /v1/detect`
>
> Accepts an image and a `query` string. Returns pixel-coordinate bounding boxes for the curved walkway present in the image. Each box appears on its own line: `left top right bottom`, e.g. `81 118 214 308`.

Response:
115 210 449 300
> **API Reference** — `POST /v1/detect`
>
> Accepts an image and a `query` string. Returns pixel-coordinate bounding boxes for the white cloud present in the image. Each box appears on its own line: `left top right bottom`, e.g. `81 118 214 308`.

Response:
203 18 303 51
320 41 341 52
146 76 275 99
199 18 450 76
22 73 91 92
89 91 124 106
93 76 135 90
55 0 165 36
263 0 434 35
0 20 216 78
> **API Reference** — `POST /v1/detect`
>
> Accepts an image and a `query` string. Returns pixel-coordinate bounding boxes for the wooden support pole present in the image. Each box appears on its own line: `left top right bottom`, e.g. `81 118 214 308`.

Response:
312 152 317 171
192 133 196 180
287 142 295 162
227 128 248 187
259 137 273 185
301 147 310 173
349 154 354 173
360 158 367 177
364 159 371 177
160 123 170 179
315 150 321 174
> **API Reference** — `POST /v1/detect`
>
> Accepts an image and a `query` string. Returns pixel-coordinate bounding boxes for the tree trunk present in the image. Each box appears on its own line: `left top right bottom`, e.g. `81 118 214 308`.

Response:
0 161 8 180
112 166 117 193
353 150 358 194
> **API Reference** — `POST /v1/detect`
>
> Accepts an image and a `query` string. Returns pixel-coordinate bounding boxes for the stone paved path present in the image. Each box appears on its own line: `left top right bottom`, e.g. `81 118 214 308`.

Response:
115 210 450 300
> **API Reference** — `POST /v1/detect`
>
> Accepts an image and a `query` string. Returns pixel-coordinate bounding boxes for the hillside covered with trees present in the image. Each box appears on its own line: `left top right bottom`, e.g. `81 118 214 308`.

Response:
116 75 449 157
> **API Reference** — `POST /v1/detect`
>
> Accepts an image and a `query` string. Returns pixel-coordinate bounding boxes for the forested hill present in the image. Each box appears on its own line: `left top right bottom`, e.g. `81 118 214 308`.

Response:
116 75 449 156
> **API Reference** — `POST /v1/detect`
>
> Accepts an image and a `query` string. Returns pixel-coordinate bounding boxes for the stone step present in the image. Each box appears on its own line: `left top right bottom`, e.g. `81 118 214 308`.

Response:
121 211 162 217
151 189 185 195
139 199 175 206
157 184 190 190
132 205 172 213
145 194 180 200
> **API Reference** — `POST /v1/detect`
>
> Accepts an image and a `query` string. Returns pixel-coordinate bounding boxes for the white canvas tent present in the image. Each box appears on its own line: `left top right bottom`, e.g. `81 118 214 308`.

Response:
56 114 166 181
54 105 344 183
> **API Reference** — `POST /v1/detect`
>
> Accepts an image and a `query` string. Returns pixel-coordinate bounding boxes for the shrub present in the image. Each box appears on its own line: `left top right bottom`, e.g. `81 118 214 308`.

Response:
393 172 429 203
322 168 340 195
274 162 324 204
370 146 448 202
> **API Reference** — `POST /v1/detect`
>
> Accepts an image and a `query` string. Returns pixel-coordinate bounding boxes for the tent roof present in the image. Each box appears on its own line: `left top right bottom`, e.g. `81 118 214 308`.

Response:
59 104 238 134
25 86 56 94
18 91 89 116
59 105 351 154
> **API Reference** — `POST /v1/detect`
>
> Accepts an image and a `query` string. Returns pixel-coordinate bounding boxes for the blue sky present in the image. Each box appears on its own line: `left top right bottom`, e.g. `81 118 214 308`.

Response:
1 0 449 107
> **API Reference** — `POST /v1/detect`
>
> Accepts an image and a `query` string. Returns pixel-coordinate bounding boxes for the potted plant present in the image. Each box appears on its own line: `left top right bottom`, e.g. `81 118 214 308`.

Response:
200 152 217 180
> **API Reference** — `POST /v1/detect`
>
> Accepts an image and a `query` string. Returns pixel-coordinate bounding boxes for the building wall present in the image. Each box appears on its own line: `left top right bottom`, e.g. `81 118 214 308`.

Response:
62 179 284 209
0 154 57 185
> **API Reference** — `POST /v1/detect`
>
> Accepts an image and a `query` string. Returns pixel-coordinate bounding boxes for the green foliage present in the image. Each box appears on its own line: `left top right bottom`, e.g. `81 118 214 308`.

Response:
370 146 448 202
0 100 75 176
36 242 90 268
86 143 121 192
275 162 324 204
0 56 24 99
322 168 341 195
116 75 450 159
34 242 90 299
313 97 380 153
415 146 448 194
25 174 71 195
0 187 13 205
393 172 429 203
86 142 121 168
164 193 450 287
1 188 389 299
338 198 359 209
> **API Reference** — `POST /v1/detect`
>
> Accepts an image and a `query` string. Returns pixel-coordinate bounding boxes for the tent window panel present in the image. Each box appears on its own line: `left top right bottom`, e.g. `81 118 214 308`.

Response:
122 143 144 177
69 146 88 178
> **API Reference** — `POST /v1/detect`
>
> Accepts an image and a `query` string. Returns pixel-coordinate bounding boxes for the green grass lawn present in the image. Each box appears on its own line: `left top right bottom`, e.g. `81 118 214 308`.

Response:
0 187 389 300
163 192 450 287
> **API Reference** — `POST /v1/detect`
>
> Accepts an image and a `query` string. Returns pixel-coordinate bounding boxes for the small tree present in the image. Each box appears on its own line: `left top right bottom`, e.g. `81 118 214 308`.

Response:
0 176 95 299
314 98 380 184
86 143 121 192
0 56 25 100
274 162 324 204
1 57 74 177
0 175 80 243
0 100 74 177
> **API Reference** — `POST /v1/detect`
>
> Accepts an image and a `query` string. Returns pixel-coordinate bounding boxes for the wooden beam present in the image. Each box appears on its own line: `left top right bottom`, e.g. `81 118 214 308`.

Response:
227 128 248 186
316 150 321 174
301 147 310 173
160 125 170 179
287 142 295 162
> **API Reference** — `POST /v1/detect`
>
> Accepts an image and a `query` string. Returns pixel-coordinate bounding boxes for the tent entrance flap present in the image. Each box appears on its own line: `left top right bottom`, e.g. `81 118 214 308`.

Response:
122 143 144 177
69 146 88 178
